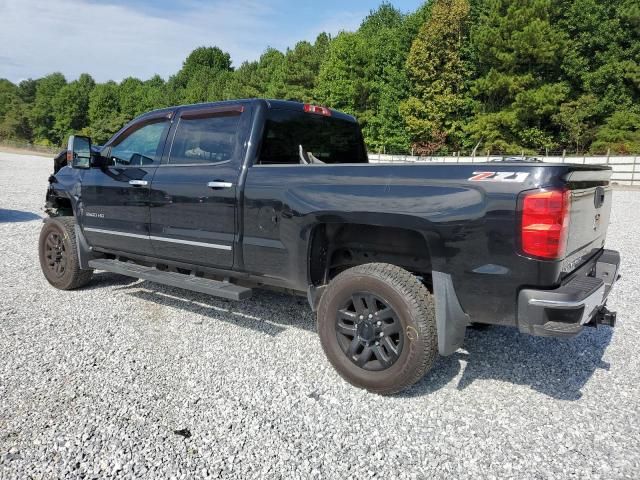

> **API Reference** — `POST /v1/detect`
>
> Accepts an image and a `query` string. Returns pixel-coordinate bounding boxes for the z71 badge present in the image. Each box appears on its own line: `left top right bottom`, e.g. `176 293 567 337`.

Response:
468 171 530 182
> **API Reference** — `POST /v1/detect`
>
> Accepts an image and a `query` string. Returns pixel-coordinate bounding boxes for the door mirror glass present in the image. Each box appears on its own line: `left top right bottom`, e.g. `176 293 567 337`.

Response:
67 135 92 169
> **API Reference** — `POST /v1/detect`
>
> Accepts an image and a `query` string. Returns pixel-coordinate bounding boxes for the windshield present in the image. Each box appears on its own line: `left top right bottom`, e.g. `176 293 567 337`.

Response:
258 109 368 165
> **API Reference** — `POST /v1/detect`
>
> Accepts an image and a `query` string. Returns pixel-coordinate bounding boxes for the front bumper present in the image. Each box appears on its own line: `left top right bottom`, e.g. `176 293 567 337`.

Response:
518 249 620 337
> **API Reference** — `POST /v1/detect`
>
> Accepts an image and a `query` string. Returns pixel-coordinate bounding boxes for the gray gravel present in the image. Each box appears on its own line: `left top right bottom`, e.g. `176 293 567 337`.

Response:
1 151 639 479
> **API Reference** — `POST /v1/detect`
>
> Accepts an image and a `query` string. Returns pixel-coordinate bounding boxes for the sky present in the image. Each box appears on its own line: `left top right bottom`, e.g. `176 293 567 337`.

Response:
0 0 424 84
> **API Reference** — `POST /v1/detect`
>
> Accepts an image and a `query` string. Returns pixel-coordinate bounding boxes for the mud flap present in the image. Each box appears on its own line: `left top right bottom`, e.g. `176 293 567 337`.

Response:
307 284 327 312
432 271 470 356
74 223 94 270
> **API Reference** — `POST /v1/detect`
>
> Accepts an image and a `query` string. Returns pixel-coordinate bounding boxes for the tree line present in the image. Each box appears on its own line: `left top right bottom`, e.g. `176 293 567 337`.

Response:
0 0 638 155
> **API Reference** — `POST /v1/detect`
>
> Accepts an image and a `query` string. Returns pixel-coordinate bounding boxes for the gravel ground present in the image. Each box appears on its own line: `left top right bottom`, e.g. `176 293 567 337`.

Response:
1 151 639 479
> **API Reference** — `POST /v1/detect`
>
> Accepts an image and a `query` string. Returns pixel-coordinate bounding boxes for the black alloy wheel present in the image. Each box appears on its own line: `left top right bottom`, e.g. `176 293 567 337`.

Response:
44 230 67 278
38 217 93 290
317 263 438 395
336 292 403 371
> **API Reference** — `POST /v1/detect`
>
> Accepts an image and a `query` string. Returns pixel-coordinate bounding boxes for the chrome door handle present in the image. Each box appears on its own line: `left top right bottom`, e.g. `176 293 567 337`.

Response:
129 180 148 186
207 181 233 189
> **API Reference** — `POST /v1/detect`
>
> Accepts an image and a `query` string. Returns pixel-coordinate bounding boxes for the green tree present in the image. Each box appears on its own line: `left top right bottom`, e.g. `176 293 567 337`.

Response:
17 79 37 104
170 46 233 104
401 0 472 154
142 75 170 109
552 94 599 153
314 32 363 112
0 79 18 121
591 108 640 154
30 73 67 144
51 73 95 143
559 0 639 109
118 77 147 119
0 98 31 140
224 48 286 100
223 60 264 99
316 4 416 152
555 0 639 152
88 81 127 144
466 0 569 153
3 0 640 154
175 46 233 85
0 79 31 141
273 34 331 102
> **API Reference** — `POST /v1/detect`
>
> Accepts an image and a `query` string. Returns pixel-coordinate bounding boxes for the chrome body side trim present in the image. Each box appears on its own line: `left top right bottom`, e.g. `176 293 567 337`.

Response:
83 227 232 251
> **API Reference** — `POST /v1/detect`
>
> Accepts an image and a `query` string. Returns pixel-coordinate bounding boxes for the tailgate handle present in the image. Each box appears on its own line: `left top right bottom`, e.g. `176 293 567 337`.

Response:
595 186 606 208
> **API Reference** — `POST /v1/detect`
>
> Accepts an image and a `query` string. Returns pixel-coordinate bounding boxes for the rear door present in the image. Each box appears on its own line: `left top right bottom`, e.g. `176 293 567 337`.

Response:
80 114 172 256
148 105 247 269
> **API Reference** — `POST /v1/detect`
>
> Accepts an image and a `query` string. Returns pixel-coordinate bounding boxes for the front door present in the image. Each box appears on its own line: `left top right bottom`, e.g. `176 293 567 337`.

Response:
80 116 171 256
148 105 246 269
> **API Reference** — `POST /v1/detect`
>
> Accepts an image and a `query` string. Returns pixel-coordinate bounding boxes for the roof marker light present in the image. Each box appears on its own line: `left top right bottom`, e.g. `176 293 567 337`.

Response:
304 104 332 117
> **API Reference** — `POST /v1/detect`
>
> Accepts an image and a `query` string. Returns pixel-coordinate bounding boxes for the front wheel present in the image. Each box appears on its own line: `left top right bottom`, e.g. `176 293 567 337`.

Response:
317 263 437 395
38 217 93 290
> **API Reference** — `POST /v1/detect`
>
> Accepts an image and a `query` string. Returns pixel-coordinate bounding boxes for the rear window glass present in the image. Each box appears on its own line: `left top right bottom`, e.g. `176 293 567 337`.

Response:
169 113 241 165
258 109 367 165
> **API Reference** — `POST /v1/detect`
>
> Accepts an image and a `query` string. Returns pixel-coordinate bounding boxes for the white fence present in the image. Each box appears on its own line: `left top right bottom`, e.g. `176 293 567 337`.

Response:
368 154 640 186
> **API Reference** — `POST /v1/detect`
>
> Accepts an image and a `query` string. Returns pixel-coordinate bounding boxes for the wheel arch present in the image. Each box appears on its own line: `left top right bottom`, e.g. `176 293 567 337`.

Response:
306 222 468 356
45 184 76 217
307 222 437 287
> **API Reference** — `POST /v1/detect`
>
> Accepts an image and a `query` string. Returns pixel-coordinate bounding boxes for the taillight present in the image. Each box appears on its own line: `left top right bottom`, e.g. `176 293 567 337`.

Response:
520 189 570 259
304 104 332 116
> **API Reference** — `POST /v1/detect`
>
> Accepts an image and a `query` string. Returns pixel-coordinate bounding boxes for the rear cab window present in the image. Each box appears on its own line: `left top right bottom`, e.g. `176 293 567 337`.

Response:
168 109 243 165
258 109 368 165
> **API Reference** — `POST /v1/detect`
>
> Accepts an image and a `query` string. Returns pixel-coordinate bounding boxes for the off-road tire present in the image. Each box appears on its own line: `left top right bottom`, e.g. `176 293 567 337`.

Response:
317 263 437 395
39 217 93 290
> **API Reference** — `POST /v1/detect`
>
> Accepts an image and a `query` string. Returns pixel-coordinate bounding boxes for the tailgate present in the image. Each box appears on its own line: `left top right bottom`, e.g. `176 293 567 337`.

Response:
562 168 613 274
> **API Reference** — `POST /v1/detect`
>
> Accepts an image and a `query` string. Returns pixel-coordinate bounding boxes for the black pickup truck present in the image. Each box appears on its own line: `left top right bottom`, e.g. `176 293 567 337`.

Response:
40 99 620 394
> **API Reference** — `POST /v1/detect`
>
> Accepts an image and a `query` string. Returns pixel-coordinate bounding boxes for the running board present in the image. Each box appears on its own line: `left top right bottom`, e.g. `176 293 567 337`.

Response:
88 259 252 301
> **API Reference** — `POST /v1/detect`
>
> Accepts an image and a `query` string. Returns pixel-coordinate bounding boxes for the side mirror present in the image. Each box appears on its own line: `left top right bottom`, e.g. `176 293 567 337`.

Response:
67 135 92 169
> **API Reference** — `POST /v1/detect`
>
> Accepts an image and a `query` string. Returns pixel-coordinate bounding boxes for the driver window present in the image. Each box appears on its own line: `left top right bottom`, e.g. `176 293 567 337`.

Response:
109 120 168 166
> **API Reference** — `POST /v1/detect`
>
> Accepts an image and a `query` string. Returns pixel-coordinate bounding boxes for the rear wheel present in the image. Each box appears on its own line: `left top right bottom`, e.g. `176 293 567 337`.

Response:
38 217 93 290
317 263 437 394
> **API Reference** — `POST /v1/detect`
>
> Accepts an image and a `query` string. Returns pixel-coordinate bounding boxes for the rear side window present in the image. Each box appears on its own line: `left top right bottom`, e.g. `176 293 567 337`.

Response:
168 112 241 165
258 109 367 165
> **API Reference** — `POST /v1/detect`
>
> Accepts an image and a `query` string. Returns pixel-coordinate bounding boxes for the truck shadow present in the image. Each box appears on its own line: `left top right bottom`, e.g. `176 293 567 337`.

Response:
104 278 612 401
0 208 41 223
403 325 613 401
83 272 141 290
122 283 315 337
